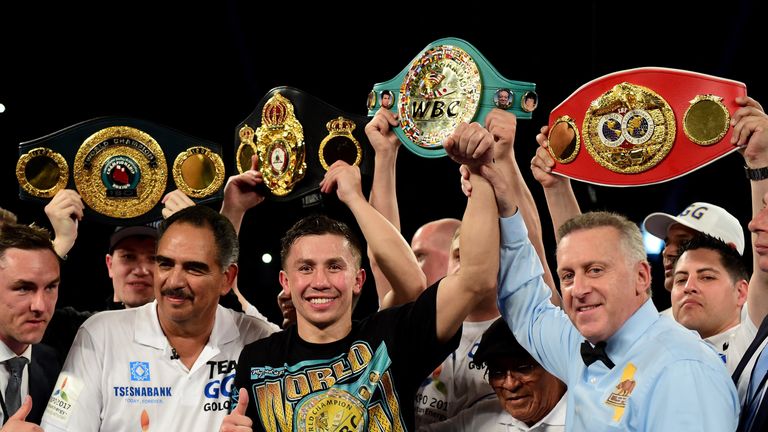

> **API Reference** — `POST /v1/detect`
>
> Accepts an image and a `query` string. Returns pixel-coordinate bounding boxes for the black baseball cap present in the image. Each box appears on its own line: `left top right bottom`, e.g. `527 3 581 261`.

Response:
108 222 160 253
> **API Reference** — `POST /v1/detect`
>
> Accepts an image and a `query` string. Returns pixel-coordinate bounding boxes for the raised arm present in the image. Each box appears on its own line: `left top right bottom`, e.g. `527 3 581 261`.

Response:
363 108 422 308
531 125 581 241
320 161 426 306
220 155 265 234
44 189 84 258
434 123 500 342
486 110 559 304
732 95 768 327
366 108 402 228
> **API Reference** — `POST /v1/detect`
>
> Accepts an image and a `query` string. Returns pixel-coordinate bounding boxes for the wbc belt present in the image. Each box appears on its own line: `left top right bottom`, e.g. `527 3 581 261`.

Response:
367 37 537 158
235 86 374 204
547 67 746 186
16 117 225 224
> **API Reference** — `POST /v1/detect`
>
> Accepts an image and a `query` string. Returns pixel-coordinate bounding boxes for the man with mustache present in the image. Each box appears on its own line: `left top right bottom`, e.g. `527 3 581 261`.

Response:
40 206 277 431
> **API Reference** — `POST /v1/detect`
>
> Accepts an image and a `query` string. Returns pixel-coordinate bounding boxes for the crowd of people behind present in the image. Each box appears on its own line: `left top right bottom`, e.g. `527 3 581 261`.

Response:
2 96 768 431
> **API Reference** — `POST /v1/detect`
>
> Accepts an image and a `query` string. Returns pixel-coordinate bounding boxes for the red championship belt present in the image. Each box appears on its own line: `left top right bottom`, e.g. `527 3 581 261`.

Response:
547 67 746 186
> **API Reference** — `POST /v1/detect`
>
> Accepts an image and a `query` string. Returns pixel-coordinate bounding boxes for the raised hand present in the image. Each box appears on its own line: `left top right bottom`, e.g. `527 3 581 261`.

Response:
443 122 494 168
732 96 768 168
222 155 266 215
44 189 84 258
161 190 195 219
364 108 401 156
530 125 569 189
485 108 518 161
319 161 365 206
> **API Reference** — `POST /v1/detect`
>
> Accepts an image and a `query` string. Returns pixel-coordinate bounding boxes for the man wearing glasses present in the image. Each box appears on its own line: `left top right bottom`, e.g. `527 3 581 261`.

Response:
420 318 566 431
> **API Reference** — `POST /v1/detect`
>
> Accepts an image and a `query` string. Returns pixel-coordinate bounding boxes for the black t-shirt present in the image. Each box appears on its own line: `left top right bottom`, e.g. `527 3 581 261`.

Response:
232 282 460 431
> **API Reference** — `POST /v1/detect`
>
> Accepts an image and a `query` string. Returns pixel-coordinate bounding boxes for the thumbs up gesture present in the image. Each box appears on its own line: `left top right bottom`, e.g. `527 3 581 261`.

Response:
1 396 44 431
219 388 253 432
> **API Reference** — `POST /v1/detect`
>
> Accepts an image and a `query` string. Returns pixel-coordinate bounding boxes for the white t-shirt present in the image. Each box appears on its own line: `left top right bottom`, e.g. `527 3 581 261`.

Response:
705 305 758 373
414 318 496 428
420 394 567 432
40 301 276 432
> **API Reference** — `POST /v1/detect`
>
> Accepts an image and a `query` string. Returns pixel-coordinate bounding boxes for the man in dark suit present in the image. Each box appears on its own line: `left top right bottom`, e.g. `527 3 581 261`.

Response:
0 222 61 428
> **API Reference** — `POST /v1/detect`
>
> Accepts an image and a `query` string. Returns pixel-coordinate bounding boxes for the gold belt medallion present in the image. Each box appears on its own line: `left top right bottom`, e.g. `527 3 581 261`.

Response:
73 126 167 219
16 148 69 198
399 45 481 150
254 93 306 196
583 83 675 174
296 388 366 432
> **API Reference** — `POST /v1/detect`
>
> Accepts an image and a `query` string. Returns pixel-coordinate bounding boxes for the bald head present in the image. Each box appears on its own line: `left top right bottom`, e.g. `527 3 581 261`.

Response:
411 218 461 286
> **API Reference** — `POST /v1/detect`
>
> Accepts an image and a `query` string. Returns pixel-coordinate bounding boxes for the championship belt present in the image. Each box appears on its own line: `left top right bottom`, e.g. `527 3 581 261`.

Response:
546 67 746 186
16 117 225 224
293 343 392 431
367 37 537 158
235 87 374 204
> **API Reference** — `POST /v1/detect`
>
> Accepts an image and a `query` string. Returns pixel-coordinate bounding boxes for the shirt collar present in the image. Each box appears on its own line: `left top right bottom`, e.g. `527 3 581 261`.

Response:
134 301 238 349
605 299 658 360
0 342 32 364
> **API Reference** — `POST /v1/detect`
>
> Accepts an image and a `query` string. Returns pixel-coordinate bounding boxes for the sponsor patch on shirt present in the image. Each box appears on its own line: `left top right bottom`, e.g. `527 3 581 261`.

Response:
44 375 84 426
605 362 637 422
130 361 151 381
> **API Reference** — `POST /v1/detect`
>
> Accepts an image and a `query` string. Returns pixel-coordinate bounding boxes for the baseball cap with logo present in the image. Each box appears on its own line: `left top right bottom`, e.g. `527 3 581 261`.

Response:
642 202 745 254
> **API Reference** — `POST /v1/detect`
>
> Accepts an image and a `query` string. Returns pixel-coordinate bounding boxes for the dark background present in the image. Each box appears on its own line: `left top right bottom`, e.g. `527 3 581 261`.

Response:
1 2 763 323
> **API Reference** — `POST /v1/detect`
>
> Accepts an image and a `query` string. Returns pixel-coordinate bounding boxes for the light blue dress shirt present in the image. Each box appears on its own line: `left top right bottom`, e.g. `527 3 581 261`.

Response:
497 213 739 431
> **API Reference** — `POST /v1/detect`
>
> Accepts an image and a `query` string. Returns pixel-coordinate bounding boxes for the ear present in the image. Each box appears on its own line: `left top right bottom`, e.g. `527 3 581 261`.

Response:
735 278 749 307
220 263 238 296
635 261 651 297
353 268 366 296
279 270 290 294
105 254 114 278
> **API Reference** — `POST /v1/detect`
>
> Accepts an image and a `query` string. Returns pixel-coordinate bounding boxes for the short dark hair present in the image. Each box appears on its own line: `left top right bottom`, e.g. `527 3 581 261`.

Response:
0 223 58 265
280 215 362 268
677 233 749 283
160 206 239 268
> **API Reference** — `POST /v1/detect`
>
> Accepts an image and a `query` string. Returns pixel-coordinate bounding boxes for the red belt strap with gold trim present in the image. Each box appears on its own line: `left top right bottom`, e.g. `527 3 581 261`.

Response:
547 67 746 186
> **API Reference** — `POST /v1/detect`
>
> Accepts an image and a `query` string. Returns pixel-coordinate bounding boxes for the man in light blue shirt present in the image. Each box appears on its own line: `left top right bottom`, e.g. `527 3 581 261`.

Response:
495 207 739 431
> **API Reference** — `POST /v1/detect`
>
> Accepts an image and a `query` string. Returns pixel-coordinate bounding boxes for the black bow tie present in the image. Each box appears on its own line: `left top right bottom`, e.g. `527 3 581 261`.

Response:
580 340 615 369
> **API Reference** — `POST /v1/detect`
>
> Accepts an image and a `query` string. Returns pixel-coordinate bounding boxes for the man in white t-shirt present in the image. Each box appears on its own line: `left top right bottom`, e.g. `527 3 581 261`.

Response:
40 206 277 431
671 233 755 372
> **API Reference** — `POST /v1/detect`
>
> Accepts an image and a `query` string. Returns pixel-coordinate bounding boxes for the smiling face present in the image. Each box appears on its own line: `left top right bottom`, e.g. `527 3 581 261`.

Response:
107 236 156 308
557 226 650 343
671 248 746 339
487 357 565 426
279 234 365 343
0 248 60 355
154 222 235 330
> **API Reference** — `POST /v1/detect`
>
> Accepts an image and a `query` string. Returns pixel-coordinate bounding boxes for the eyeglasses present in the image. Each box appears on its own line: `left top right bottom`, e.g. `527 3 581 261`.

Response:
485 364 537 383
